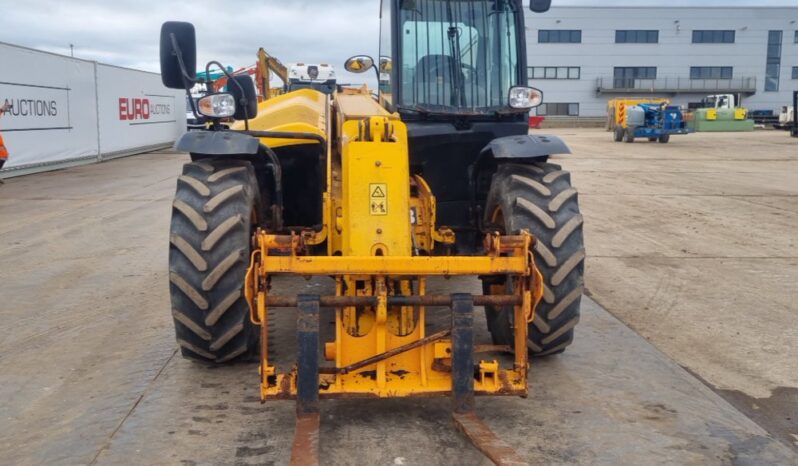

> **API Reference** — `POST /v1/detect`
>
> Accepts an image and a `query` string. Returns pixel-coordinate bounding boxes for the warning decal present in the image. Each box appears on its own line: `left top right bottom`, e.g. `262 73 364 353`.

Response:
369 183 387 216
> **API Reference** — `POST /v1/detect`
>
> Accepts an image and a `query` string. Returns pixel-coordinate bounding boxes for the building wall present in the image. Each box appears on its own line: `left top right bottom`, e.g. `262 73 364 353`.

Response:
0 41 186 177
525 6 798 117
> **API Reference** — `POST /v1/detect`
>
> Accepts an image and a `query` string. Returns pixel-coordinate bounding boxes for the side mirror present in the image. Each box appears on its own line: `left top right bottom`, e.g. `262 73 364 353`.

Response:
379 57 393 73
345 55 375 74
228 75 258 121
529 0 551 13
160 21 197 89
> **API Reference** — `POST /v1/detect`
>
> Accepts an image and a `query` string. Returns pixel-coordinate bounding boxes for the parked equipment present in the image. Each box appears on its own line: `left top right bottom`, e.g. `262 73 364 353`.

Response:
684 93 753 132
688 107 754 132
773 91 796 136
255 48 289 100
255 49 338 97
749 109 778 127
160 0 581 463
286 63 337 94
773 106 794 130
690 93 740 111
612 102 691 143
606 97 669 131
211 49 336 102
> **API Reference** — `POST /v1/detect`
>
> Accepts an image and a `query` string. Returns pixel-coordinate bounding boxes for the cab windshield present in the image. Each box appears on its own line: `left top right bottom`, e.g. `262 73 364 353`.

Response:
397 0 521 113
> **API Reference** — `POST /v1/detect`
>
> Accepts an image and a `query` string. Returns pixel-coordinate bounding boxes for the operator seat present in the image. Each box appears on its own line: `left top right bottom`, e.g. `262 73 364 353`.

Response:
413 54 464 107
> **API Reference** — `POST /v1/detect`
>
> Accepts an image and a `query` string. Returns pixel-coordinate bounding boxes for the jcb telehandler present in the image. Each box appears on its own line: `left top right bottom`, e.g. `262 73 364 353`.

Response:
161 0 583 463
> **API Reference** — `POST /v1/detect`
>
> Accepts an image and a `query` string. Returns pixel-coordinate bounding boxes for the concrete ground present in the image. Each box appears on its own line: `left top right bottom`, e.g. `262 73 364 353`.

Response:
0 130 795 465
560 129 798 450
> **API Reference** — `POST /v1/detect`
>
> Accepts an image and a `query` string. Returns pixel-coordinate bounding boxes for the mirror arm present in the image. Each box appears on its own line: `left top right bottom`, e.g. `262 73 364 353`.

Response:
170 33 200 119
206 60 251 130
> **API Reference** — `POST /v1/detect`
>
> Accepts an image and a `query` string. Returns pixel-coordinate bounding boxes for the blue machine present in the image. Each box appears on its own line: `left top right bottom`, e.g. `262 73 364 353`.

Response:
614 103 693 143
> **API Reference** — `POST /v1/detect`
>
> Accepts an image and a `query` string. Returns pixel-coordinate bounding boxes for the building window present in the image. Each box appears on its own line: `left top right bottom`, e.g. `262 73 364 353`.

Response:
766 30 783 92
538 30 581 43
529 66 580 80
613 66 657 88
692 30 735 44
690 66 733 80
616 30 658 44
794 31 797 43
793 67 798 80
766 64 781 91
538 103 579 116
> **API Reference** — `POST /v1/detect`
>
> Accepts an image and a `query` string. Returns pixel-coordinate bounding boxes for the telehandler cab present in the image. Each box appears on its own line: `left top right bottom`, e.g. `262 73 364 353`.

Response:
161 0 584 463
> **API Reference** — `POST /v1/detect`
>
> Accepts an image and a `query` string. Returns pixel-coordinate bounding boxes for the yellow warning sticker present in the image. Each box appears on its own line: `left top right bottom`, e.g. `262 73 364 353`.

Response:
369 183 387 216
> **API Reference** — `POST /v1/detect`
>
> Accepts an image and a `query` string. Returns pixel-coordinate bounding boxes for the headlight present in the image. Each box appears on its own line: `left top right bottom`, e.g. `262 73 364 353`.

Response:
508 86 543 109
197 93 236 118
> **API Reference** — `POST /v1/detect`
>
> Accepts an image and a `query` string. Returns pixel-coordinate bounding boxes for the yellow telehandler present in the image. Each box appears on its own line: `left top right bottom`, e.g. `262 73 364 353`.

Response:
160 0 583 463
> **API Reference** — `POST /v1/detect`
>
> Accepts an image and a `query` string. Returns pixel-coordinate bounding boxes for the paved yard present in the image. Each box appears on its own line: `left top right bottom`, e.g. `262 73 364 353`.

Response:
556 128 798 449
0 129 796 464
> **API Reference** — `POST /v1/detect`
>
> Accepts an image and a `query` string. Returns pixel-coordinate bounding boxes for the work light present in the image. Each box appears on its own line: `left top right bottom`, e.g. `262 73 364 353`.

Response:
197 93 236 118
508 86 543 109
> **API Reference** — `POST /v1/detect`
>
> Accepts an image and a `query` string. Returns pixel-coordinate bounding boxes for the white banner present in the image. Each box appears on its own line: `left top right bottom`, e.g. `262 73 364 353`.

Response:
96 64 185 155
0 43 98 168
0 42 186 173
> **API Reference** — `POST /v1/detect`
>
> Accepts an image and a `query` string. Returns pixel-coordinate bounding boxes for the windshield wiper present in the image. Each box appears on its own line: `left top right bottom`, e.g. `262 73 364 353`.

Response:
446 3 464 107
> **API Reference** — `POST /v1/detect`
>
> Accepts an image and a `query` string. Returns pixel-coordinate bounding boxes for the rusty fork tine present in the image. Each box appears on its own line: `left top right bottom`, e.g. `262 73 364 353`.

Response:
453 412 529 466
451 293 529 466
290 412 321 466
291 295 321 466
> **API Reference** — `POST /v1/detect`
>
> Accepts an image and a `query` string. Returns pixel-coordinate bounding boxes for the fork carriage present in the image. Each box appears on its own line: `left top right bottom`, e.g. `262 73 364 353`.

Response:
245 230 543 465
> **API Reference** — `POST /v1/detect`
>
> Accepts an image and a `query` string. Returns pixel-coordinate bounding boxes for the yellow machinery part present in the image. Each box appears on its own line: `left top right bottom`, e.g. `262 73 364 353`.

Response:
734 107 748 120
246 231 536 399
243 114 540 399
231 88 328 148
340 117 410 256
607 97 670 129
256 47 288 100
238 93 542 402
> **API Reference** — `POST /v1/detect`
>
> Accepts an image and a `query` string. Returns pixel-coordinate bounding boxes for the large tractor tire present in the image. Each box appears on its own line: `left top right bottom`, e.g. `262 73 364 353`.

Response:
482 162 585 357
168 159 261 363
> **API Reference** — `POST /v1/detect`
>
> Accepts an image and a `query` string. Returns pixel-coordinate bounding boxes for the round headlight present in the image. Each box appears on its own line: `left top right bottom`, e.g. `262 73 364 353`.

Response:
508 87 543 109
197 93 236 118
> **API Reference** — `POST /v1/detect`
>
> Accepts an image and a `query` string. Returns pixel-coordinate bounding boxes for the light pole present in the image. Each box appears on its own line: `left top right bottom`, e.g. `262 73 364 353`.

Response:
69 44 74 57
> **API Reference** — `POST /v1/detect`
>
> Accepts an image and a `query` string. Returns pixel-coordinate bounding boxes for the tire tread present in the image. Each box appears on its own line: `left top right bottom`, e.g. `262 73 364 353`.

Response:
483 162 585 357
168 159 260 364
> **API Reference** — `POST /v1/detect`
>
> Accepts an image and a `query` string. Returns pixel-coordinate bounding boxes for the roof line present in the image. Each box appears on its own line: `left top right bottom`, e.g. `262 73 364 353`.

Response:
0 40 160 77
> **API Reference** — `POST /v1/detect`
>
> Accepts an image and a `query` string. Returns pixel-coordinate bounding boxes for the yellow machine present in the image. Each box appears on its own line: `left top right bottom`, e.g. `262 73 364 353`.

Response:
255 48 288 100
606 97 670 131
160 1 583 463
243 90 540 402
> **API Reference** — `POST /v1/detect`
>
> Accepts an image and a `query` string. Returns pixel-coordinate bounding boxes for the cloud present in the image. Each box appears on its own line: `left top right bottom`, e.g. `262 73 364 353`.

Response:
1 0 795 87
1 0 381 86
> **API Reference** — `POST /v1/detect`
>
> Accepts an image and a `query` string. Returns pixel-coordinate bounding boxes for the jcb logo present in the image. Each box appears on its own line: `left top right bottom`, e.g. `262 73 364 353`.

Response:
119 98 150 121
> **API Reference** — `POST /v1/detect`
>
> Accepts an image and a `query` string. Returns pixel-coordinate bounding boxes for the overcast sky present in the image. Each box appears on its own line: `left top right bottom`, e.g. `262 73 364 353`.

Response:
1 0 796 86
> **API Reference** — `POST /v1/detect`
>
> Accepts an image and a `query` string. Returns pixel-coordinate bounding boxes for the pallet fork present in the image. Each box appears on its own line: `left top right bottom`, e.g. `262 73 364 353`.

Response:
246 232 541 466
287 294 529 466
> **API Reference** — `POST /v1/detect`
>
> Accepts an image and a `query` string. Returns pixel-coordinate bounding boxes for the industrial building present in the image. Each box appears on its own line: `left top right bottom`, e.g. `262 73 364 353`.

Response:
525 6 798 117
